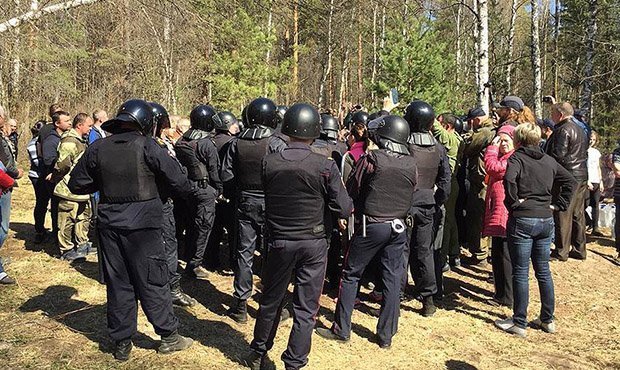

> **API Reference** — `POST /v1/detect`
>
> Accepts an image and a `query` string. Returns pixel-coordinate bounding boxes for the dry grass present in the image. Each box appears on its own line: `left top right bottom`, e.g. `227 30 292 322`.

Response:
1 177 619 370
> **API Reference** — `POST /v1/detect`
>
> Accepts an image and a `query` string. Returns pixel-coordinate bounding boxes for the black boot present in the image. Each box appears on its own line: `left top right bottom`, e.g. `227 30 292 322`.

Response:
158 331 193 354
170 281 197 307
422 296 437 317
227 299 248 323
243 351 264 370
113 338 132 361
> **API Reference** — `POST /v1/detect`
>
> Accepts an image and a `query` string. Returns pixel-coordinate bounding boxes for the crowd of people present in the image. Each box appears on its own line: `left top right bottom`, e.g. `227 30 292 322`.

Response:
0 93 618 370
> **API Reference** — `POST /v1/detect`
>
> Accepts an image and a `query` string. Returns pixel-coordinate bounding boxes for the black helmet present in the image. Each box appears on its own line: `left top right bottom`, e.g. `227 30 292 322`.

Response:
404 100 435 132
190 104 219 132
282 103 321 139
102 99 154 134
351 111 369 126
375 115 410 154
244 97 279 129
215 111 238 131
320 113 339 139
149 101 170 137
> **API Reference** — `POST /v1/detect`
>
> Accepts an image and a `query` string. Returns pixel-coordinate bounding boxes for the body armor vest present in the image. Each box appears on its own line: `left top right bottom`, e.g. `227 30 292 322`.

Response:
362 150 417 218
409 140 440 190
263 151 328 239
310 139 338 158
174 137 209 181
239 126 274 140
236 137 270 191
98 135 159 203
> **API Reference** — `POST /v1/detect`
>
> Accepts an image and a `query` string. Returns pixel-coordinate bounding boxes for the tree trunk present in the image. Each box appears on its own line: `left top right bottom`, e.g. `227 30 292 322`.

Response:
292 1 300 100
402 0 410 38
531 0 542 118
552 0 561 98
455 2 462 85
338 47 349 116
506 0 517 93
380 3 386 50
9 0 22 109
357 29 363 104
371 2 378 102
580 0 597 122
0 0 103 33
265 3 273 96
477 0 490 114
318 0 334 110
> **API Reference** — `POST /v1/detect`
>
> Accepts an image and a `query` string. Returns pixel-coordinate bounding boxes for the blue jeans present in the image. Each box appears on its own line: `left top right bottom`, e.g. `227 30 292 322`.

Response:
0 191 12 276
507 216 555 329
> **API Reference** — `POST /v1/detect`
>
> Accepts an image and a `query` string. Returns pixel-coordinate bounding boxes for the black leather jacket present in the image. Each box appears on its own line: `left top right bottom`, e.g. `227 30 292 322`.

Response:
546 117 588 182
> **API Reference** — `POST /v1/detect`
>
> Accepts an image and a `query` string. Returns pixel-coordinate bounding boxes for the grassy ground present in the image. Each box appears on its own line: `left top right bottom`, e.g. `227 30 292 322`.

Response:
0 177 619 370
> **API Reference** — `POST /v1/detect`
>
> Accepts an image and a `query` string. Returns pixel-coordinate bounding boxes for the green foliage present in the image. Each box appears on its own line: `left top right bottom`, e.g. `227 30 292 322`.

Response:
207 7 290 113
369 19 459 114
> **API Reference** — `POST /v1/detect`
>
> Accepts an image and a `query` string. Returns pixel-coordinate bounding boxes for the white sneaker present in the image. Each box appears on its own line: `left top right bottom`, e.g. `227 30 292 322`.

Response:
530 316 556 333
494 317 527 337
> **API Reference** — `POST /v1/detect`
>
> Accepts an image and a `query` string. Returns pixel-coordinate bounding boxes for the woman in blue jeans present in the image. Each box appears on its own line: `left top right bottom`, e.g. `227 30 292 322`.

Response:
495 123 576 337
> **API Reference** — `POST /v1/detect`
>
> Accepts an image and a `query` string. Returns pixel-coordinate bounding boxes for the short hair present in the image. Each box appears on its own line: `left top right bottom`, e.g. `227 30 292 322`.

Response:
92 109 106 123
52 110 70 125
49 104 62 118
514 122 542 147
73 112 90 128
551 102 574 118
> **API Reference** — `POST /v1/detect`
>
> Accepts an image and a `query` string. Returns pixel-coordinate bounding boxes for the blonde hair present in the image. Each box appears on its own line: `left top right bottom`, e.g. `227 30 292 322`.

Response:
514 122 542 147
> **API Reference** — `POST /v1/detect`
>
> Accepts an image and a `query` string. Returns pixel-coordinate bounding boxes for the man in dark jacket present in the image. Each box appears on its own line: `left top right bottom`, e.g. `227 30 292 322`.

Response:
545 102 589 261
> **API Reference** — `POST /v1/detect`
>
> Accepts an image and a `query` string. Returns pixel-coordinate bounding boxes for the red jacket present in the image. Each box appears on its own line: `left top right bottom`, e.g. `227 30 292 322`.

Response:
483 145 514 237
0 169 14 193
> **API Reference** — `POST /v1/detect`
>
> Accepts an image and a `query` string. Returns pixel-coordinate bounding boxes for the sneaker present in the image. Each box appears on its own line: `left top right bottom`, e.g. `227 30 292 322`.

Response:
591 229 605 237
60 249 87 262
494 317 527 337
530 316 556 333
314 327 349 342
441 262 450 273
449 257 461 268
0 274 16 285
77 243 96 256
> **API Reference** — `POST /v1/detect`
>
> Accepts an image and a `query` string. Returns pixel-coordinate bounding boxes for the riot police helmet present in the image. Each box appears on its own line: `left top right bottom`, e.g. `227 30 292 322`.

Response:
404 100 435 132
215 111 238 131
102 99 155 135
320 113 339 139
190 104 219 132
351 110 369 126
149 101 170 137
281 103 321 140
244 97 279 129
374 115 410 154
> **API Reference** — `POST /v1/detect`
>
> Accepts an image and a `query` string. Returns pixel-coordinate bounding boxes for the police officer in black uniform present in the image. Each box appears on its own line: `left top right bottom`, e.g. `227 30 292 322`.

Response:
402 100 451 316
316 115 416 348
150 102 196 307
205 111 240 272
221 97 288 323
244 103 353 370
67 99 195 361
174 105 222 280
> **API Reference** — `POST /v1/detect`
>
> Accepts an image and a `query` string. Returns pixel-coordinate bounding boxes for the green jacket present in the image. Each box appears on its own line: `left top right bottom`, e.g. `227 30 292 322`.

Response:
432 120 463 174
53 129 89 202
462 117 496 187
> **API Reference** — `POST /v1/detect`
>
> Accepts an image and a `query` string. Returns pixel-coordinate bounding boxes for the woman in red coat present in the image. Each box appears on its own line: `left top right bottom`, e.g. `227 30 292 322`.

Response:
483 124 516 306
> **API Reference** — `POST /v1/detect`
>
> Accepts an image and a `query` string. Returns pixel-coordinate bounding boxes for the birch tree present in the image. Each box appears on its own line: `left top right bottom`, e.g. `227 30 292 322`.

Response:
477 0 490 114
531 0 542 117
580 0 597 122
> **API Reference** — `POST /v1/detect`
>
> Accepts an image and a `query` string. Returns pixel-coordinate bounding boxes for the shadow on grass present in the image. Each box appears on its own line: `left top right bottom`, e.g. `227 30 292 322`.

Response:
587 234 616 248
11 221 57 258
446 359 479 370
590 248 620 266
18 285 157 355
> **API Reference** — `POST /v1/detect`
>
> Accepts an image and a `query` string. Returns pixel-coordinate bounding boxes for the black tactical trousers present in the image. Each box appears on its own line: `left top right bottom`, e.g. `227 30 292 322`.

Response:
162 199 180 287
403 205 438 298
99 227 178 341
432 206 446 297
333 223 406 346
205 199 235 269
186 186 216 270
234 194 265 300
250 238 328 370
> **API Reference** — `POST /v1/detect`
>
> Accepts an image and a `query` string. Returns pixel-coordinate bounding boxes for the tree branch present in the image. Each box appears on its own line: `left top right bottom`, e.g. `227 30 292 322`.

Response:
0 0 103 33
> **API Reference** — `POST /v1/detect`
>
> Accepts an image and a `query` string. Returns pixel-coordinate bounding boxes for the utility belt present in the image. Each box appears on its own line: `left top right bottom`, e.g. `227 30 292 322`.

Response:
193 178 209 189
355 214 406 237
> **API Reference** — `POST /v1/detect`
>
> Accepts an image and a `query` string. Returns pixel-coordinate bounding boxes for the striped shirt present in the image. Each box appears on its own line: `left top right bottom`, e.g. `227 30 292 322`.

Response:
613 147 620 198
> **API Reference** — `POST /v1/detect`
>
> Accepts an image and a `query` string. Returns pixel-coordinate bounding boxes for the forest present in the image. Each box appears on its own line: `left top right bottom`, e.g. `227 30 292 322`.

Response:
0 0 618 149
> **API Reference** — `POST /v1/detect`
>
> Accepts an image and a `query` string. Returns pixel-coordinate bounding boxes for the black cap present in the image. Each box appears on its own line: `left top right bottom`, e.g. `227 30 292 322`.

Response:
465 107 486 121
499 96 524 112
